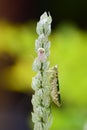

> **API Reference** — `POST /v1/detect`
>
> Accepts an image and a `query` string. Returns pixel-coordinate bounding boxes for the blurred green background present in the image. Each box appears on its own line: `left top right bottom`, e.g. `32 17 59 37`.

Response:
0 22 87 130
0 0 87 130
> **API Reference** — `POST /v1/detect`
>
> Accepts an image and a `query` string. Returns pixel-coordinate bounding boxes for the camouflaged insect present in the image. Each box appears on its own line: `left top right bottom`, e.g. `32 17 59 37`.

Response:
49 65 61 107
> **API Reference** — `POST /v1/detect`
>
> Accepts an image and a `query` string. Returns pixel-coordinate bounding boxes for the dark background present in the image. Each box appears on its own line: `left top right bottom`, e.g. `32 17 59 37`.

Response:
0 0 87 29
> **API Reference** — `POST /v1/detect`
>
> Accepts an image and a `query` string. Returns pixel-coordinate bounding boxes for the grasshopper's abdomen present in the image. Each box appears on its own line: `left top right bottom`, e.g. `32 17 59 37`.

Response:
49 65 61 107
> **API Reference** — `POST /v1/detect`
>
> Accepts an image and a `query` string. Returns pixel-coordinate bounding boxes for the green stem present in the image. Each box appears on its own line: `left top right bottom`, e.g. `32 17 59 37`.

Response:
40 62 44 126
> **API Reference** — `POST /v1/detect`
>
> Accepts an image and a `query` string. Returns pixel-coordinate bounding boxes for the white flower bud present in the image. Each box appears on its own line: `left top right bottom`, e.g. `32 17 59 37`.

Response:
36 12 52 36
32 58 41 71
38 48 47 62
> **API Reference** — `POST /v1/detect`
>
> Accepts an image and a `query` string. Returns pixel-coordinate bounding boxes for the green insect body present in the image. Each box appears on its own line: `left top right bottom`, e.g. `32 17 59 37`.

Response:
49 65 61 107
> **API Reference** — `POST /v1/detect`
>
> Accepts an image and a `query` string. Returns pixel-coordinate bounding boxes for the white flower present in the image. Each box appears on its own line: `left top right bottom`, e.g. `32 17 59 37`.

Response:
32 58 41 71
36 12 52 36
35 34 47 51
38 48 47 62
32 77 41 90
37 88 43 98
40 12 52 28
32 12 52 130
32 94 41 106
42 61 50 70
